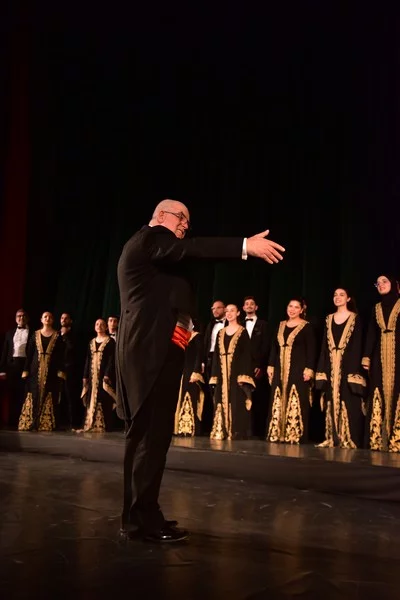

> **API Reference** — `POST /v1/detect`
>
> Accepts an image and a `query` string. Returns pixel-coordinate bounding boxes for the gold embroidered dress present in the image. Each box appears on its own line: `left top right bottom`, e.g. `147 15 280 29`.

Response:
266 320 316 444
18 331 66 431
315 313 366 448
81 337 117 432
174 331 205 436
210 326 255 440
362 297 400 452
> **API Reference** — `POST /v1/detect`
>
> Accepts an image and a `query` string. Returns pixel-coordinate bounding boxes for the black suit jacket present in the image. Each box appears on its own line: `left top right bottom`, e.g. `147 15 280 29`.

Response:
242 317 270 371
203 318 228 362
116 225 243 421
0 327 34 372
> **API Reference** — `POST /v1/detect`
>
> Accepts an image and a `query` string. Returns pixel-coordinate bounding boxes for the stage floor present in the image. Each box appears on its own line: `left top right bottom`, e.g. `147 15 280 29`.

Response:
1 429 400 502
1 451 400 599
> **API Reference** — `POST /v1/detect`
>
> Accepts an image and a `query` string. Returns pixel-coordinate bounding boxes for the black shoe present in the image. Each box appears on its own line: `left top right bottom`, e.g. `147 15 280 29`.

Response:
143 526 189 543
165 519 178 527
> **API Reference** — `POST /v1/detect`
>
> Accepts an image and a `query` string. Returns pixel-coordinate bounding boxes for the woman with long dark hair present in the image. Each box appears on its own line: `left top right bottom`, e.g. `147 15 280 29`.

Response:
266 297 316 444
18 311 66 431
210 304 255 440
315 287 366 448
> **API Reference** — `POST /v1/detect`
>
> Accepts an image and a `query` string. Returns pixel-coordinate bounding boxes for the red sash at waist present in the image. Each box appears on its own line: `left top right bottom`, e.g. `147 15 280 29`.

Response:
171 326 191 350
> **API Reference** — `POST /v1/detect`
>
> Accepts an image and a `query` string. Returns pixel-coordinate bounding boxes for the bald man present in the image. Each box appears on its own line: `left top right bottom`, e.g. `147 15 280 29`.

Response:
116 198 285 543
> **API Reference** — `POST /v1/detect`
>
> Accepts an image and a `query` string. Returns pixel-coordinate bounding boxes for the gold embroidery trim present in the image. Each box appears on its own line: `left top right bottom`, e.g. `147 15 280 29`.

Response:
217 327 243 439
176 391 196 435
376 299 400 438
326 312 356 435
103 380 117 402
389 393 400 452
267 386 282 442
284 384 304 444
191 372 205 384
277 320 307 429
369 387 383 451
316 372 328 381
85 337 113 431
237 374 255 387
347 373 367 386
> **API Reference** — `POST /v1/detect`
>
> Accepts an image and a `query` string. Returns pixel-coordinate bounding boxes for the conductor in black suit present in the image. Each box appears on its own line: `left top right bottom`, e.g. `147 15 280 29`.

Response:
0 309 34 427
116 198 285 543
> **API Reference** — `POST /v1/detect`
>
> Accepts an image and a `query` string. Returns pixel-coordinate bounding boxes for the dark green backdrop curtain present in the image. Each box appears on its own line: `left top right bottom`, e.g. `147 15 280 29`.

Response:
0 2 30 335
1 3 399 339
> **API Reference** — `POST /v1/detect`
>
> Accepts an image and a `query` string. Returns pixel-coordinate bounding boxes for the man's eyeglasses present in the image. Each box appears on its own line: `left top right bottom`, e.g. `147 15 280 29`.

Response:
163 211 191 230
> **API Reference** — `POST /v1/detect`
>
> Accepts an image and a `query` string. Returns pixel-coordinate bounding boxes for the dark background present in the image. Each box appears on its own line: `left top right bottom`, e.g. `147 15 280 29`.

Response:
1 1 399 341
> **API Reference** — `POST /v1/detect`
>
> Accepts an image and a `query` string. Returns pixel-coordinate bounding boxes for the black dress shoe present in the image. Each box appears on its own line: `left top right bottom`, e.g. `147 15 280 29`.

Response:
165 519 178 527
143 526 189 543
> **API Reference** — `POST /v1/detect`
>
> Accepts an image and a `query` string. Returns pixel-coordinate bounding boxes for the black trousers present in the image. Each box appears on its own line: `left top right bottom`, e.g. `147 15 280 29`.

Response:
5 358 26 428
250 375 269 438
200 352 215 435
122 342 184 534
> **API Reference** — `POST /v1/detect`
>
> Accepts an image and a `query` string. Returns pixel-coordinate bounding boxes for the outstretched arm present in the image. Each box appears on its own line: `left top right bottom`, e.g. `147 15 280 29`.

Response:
146 227 285 265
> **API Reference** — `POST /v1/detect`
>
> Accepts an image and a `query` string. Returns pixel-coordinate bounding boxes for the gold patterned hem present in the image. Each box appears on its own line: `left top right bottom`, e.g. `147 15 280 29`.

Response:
84 403 106 433
284 385 304 444
38 393 56 431
321 399 334 446
210 403 225 440
266 387 282 442
18 393 34 431
338 401 356 449
369 387 383 451
389 394 400 452
176 392 196 436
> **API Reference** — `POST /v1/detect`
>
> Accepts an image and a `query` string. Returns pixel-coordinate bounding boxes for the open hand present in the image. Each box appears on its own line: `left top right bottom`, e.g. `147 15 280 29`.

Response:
247 230 285 264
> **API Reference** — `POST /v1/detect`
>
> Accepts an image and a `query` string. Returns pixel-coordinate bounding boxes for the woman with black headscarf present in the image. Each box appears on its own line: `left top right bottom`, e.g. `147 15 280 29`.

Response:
362 273 400 451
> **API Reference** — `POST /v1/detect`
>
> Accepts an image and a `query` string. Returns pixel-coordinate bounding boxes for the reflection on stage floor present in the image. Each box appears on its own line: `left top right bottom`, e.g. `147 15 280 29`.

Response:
1 452 399 599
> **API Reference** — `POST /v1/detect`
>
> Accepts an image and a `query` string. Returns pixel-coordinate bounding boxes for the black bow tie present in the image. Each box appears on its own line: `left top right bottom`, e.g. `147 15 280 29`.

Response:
245 318 254 322
215 320 224 324
17 326 26 329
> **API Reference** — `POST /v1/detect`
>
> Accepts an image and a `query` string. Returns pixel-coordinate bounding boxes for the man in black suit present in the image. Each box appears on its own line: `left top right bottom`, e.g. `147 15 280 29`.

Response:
242 296 270 438
202 300 226 433
58 312 81 429
116 198 285 543
0 309 33 428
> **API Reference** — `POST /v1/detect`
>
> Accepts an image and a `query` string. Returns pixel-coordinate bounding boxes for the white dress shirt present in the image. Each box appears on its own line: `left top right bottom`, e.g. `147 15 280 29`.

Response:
13 327 29 357
210 320 225 352
245 315 257 339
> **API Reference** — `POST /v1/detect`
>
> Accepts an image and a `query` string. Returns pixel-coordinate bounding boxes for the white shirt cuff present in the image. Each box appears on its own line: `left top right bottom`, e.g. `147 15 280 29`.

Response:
242 238 248 260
